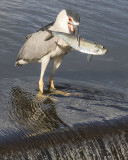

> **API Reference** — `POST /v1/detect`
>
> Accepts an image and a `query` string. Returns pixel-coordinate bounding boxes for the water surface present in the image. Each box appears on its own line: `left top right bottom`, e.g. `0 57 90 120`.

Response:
0 0 128 159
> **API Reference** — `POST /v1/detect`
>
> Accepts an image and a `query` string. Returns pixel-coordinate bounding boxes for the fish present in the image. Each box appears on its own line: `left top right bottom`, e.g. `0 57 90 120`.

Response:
50 31 108 56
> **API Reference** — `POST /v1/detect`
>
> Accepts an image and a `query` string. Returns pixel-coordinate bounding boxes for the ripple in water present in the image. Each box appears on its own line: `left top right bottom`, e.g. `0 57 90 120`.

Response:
0 77 128 159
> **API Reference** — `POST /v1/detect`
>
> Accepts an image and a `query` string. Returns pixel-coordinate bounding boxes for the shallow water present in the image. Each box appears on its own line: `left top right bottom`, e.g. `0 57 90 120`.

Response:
0 0 128 159
0 77 128 159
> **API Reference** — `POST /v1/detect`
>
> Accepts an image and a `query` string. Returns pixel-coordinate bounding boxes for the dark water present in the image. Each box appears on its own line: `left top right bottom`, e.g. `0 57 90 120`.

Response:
0 0 128 159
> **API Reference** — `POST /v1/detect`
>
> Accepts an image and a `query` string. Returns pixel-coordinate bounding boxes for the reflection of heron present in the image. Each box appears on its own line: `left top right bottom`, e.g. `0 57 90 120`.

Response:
15 10 80 93
11 87 67 133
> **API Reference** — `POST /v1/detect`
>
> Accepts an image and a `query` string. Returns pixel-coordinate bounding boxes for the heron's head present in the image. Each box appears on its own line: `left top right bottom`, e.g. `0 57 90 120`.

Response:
54 10 80 36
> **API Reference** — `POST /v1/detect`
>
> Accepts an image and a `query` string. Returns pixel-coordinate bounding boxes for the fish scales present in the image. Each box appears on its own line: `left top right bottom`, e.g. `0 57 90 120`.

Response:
51 31 107 55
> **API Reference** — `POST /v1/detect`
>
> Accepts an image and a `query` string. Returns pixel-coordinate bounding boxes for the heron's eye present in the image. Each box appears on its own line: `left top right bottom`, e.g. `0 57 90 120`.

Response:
68 17 72 22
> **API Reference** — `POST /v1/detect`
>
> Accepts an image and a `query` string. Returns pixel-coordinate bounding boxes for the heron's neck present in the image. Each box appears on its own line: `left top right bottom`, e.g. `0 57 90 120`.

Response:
51 21 70 34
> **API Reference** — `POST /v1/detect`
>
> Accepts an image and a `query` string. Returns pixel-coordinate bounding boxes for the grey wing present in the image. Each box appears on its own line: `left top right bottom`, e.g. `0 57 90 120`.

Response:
15 30 56 65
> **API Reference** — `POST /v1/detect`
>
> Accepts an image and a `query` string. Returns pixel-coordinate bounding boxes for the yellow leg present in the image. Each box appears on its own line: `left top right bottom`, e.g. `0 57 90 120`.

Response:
49 78 55 90
39 55 50 93
39 79 43 93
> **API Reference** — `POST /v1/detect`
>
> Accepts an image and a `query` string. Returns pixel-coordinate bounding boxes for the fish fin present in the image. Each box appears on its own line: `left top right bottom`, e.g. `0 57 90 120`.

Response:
87 55 93 62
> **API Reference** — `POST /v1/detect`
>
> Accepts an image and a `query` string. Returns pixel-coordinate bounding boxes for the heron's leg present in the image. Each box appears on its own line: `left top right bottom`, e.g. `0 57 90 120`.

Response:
39 56 50 93
49 56 64 90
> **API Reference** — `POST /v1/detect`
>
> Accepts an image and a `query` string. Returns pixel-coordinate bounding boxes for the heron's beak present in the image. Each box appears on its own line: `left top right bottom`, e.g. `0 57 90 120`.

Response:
73 24 79 37
73 24 80 46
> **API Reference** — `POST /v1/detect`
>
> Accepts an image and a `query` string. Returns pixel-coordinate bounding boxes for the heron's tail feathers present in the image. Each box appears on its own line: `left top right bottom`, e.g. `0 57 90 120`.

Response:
15 59 28 66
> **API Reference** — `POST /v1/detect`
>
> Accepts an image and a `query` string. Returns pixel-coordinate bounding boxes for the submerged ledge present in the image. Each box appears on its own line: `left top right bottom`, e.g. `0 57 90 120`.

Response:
1 116 128 159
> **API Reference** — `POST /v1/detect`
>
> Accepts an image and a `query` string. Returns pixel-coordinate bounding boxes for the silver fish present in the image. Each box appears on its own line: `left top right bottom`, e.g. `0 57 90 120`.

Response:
51 31 108 55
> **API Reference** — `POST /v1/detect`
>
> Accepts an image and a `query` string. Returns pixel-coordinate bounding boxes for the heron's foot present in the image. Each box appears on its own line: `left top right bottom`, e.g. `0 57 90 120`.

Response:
49 79 56 92
36 91 49 102
49 87 56 93
54 90 71 96
39 79 44 93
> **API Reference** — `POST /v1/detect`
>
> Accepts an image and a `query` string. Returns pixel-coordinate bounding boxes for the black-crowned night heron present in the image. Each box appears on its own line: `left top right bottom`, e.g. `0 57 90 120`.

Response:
15 9 80 93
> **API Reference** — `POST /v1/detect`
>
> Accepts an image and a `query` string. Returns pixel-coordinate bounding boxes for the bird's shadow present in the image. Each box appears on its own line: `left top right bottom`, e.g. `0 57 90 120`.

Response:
10 87 68 134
